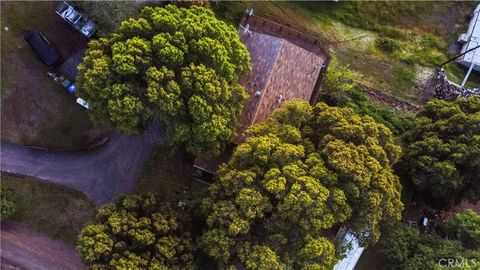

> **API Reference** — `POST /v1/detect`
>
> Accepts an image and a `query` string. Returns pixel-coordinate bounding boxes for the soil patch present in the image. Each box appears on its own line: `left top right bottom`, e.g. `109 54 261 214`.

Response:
1 174 95 245
1 221 86 270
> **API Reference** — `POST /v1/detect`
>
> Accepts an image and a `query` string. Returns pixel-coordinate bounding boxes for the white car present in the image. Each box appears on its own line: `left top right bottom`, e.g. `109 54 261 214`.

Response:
55 2 96 38
76 97 90 109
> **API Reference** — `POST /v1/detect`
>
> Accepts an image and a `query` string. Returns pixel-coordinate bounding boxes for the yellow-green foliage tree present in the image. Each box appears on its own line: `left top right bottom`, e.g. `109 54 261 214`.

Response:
77 5 251 155
77 194 194 269
202 100 403 269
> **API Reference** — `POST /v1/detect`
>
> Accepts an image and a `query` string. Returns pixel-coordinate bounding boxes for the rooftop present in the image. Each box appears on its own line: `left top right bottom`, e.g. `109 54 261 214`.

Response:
194 15 329 174
236 15 328 142
457 4 480 70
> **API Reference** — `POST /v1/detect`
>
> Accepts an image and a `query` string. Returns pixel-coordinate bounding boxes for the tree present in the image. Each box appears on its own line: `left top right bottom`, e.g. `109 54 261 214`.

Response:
400 97 480 208
321 56 354 95
201 100 403 269
379 223 480 270
77 193 194 270
76 5 251 155
442 209 480 250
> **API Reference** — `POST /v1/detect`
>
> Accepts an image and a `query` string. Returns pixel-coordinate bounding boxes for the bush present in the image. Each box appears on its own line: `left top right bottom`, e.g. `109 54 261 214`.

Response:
375 38 400 53
323 86 414 136
441 209 480 250
0 186 15 219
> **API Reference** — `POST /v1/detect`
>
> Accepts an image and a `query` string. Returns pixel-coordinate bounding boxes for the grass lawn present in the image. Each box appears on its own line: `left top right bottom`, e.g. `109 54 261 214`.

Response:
134 144 195 197
0 1 109 150
1 173 96 245
214 1 480 103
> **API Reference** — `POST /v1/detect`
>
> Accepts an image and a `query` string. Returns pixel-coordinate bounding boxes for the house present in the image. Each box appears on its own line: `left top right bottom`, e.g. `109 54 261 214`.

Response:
193 14 329 184
457 4 480 72
333 231 365 270
455 4 480 88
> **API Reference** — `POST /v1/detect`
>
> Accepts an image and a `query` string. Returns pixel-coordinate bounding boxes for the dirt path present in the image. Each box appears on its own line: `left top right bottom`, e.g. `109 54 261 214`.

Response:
1 221 86 270
0 127 163 205
360 84 421 112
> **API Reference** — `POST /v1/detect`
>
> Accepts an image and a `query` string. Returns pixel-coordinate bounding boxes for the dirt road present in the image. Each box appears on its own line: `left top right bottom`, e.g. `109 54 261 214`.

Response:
1 221 86 270
0 128 162 205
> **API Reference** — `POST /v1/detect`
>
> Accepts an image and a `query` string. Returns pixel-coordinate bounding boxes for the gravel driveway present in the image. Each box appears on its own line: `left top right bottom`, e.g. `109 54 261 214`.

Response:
0 127 163 205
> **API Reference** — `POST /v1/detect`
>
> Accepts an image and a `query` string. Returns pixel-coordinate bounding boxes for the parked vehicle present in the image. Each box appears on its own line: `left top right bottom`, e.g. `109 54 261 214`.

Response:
46 71 89 109
55 1 96 38
76 97 90 109
24 30 62 68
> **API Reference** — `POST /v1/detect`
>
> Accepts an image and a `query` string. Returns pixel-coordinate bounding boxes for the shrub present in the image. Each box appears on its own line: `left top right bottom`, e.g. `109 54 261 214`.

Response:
375 38 400 53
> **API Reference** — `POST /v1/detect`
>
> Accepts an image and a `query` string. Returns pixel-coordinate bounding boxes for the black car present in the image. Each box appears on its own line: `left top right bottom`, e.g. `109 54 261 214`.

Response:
24 30 62 68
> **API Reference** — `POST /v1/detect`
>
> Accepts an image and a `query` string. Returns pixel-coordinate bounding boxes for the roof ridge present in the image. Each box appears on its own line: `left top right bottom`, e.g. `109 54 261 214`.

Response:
250 39 286 126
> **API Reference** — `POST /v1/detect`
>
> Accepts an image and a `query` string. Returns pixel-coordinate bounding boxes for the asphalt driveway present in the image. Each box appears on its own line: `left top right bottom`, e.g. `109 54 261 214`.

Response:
0 127 162 205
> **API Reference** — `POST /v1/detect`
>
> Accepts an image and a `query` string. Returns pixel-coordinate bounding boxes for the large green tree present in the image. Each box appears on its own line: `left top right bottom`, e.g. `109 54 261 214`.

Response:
77 5 251 155
401 97 480 207
201 100 403 269
77 194 194 269
442 209 480 250
379 223 480 270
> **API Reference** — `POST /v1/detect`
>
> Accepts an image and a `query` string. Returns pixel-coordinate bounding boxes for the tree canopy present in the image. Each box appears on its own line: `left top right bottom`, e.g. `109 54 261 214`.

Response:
442 209 480 250
77 5 251 155
379 223 480 270
201 100 403 269
77 194 194 270
400 97 480 208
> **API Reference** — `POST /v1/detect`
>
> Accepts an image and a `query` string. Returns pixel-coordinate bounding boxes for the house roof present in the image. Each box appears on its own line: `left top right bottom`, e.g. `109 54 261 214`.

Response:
457 4 480 70
235 25 326 142
193 15 328 174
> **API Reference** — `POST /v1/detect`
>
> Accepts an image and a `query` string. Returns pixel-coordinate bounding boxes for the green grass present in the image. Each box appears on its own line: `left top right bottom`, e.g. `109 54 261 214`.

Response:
214 1 480 103
74 1 147 37
134 145 195 198
1 174 96 245
0 1 109 150
327 87 415 137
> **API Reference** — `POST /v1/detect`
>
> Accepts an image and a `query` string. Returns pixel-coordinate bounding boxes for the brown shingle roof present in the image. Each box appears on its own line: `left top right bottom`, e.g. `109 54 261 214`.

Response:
193 16 328 173
235 29 325 142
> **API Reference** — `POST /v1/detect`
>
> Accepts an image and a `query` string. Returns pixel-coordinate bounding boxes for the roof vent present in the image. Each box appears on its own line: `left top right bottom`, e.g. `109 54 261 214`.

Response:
458 33 469 44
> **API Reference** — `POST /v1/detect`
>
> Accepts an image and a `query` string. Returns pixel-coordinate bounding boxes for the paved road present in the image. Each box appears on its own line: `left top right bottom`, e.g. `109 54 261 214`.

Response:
0 128 162 205
1 221 86 270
